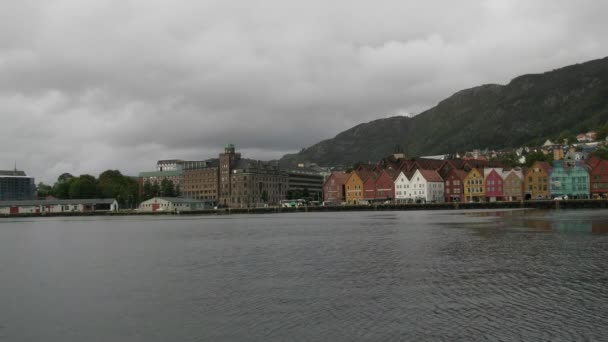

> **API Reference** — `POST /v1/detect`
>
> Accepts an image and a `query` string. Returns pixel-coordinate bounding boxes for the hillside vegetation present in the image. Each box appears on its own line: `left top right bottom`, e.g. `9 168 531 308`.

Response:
281 56 608 166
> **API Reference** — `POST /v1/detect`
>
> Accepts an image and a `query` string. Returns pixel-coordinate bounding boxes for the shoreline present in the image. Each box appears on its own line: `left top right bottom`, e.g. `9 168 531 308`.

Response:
1 199 607 218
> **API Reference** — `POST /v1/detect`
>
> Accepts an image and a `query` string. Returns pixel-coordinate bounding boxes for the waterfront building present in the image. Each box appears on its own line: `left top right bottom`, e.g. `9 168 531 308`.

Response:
286 167 325 201
524 161 551 200
345 169 371 205
0 198 118 215
484 168 504 202
407 169 445 203
362 170 379 202
218 145 288 208
138 197 214 212
464 168 485 202
323 172 349 204
444 169 467 203
550 160 590 199
374 169 396 202
139 170 182 190
502 168 524 201
181 161 219 202
394 171 411 203
587 156 608 198
0 169 36 201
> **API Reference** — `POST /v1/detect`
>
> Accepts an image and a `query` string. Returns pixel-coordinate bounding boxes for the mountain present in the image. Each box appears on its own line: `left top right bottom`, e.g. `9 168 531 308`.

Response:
281 56 608 167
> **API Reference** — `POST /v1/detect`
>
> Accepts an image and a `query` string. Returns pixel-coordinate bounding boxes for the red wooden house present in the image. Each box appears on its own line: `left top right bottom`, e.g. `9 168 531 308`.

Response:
587 156 608 199
484 168 505 202
444 169 467 202
374 169 396 202
322 171 350 203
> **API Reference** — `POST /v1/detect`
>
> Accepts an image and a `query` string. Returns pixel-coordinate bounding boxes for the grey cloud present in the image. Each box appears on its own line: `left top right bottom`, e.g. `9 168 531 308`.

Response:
1 0 608 183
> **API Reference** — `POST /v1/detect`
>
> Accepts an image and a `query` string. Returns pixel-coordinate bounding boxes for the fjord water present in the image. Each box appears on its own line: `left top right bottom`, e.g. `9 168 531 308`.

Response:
0 210 607 341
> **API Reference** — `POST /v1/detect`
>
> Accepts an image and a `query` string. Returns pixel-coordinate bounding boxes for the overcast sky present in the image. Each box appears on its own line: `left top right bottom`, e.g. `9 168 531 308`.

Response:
1 0 608 183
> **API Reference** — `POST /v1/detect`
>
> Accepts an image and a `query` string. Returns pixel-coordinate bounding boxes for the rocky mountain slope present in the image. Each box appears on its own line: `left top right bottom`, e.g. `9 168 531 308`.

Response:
281 56 608 167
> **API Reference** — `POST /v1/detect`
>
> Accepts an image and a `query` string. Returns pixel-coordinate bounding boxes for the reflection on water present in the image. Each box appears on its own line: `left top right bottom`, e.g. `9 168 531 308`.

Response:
513 209 608 233
0 210 607 342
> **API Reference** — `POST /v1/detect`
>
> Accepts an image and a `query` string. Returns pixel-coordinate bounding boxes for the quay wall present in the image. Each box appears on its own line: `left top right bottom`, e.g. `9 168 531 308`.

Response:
2 200 608 218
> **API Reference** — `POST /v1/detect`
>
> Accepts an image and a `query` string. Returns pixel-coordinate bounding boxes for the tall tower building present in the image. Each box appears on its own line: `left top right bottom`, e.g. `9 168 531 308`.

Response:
218 144 240 206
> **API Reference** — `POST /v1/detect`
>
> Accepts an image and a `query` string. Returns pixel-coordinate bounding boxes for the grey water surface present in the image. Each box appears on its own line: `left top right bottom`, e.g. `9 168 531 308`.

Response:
0 209 607 341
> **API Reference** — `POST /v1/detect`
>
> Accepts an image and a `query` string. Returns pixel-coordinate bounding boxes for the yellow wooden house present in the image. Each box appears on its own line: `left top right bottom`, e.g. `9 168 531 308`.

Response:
523 161 551 200
345 171 366 205
464 168 485 202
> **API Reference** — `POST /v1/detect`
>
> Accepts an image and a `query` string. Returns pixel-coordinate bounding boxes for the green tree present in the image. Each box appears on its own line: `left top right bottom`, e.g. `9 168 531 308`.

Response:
160 178 177 197
491 152 520 167
98 170 124 198
525 151 553 167
53 173 74 199
68 175 98 199
595 124 608 141
36 182 53 198
590 147 608 160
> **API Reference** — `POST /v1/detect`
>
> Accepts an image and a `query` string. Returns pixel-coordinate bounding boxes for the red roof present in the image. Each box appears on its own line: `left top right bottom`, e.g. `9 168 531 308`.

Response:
324 171 350 187
587 156 602 169
535 161 552 174
419 169 444 182
355 169 375 182
448 169 468 180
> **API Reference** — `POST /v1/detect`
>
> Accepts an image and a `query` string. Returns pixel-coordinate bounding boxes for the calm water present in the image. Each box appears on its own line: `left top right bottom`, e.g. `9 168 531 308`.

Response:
0 209 607 341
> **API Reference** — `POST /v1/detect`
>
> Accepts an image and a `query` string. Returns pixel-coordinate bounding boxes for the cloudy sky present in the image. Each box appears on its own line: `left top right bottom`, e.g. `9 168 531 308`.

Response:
1 0 607 183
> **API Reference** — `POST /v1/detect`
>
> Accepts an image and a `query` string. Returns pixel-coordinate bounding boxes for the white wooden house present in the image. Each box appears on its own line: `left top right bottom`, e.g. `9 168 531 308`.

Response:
138 197 215 213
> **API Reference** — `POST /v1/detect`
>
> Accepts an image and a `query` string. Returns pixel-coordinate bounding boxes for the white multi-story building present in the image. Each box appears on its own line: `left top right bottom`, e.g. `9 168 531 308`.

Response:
408 169 445 203
394 171 411 203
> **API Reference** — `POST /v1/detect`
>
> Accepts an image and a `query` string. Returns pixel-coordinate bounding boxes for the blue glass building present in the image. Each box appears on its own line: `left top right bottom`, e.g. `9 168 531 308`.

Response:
0 170 36 201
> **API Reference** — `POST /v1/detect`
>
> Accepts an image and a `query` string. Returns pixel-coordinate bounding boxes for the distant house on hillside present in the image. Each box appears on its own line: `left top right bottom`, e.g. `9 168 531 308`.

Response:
577 131 596 142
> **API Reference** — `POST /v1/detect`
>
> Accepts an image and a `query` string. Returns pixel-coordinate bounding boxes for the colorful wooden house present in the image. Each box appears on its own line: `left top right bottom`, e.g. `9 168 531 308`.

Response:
524 161 551 200
550 160 590 199
444 169 467 203
345 168 374 205
464 168 485 202
322 171 349 203
407 169 444 203
587 156 608 199
374 169 396 202
363 173 378 201
345 171 364 205
484 168 504 202
394 171 411 203
502 168 524 201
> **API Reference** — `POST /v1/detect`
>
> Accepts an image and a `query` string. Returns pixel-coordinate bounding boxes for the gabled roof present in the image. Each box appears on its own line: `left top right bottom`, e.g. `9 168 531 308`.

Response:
483 167 504 178
354 168 375 182
412 158 445 171
324 171 350 187
374 169 396 183
398 159 416 172
586 156 602 169
418 169 444 182
447 169 468 180
535 161 552 174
